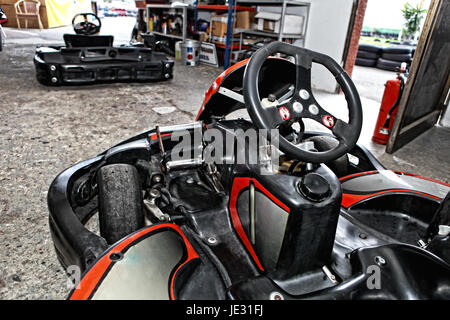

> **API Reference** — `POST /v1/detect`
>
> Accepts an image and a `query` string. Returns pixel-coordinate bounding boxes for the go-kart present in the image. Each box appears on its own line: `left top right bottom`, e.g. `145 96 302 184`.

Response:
34 13 174 86
48 42 450 300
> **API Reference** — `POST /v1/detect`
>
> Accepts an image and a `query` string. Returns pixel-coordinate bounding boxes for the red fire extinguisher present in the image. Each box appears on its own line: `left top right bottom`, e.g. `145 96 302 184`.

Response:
372 64 407 145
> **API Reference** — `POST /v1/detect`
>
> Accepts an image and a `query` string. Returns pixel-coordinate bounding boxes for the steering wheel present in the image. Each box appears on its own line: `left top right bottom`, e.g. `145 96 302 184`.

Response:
72 13 101 35
243 41 363 163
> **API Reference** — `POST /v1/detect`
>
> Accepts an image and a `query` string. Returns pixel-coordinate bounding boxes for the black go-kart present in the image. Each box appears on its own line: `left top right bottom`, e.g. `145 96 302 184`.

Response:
48 42 450 300
34 13 174 86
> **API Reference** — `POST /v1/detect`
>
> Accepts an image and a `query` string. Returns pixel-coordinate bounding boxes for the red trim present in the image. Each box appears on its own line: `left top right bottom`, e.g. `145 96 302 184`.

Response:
342 189 442 208
69 224 198 300
195 59 250 121
229 177 290 271
339 170 450 187
215 43 251 50
169 259 197 300
195 56 292 121
339 170 379 182
393 171 450 187
149 132 172 141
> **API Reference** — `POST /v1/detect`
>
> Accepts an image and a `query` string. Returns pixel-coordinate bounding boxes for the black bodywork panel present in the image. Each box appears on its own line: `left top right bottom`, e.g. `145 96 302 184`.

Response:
34 35 174 86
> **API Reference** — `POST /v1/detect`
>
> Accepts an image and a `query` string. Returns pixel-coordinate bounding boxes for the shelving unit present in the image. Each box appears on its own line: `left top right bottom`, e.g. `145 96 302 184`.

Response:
228 0 310 67
140 1 310 69
235 0 310 42
146 4 190 42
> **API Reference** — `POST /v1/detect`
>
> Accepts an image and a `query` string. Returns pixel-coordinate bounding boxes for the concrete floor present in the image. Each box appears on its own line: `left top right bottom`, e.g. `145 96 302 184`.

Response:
0 18 448 300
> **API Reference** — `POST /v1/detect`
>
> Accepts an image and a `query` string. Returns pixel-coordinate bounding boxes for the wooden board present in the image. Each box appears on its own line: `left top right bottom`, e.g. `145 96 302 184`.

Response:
387 0 450 153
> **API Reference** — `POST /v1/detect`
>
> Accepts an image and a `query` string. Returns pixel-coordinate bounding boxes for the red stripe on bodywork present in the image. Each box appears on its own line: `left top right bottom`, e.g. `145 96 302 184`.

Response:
393 171 450 187
229 177 290 271
340 170 448 208
195 59 250 121
338 170 379 182
69 223 198 300
342 189 441 209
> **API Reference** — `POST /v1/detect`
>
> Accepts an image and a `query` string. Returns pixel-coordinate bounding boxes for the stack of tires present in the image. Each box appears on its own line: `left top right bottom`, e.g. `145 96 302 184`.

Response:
356 44 382 68
356 44 414 72
377 47 414 71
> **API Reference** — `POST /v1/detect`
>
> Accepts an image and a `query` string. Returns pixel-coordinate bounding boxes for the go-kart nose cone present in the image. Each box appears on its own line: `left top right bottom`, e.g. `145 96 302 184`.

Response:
298 173 330 202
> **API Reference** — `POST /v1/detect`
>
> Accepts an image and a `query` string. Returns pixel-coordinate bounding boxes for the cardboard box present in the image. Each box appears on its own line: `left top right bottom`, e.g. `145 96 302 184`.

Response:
211 11 255 37
211 14 229 38
254 11 304 35
235 11 254 30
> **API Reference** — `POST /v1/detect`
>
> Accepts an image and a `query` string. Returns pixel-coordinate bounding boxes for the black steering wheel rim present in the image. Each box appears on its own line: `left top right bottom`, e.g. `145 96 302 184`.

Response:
243 41 363 163
72 13 101 35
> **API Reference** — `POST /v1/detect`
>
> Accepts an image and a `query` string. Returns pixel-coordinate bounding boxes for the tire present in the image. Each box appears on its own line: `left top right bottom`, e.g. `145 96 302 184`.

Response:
382 47 412 54
358 43 382 53
97 164 145 244
376 58 402 72
307 136 349 177
355 57 377 67
357 50 380 59
381 52 412 62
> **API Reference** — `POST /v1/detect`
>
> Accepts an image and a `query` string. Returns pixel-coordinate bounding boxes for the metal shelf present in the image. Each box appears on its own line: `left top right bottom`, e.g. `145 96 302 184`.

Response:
146 4 189 42
152 31 184 40
146 4 192 9
234 28 304 39
225 0 310 68
196 4 255 11
236 0 309 5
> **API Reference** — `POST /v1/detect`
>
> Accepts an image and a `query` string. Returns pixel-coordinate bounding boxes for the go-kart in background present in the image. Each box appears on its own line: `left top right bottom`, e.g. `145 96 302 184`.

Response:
0 16 449 299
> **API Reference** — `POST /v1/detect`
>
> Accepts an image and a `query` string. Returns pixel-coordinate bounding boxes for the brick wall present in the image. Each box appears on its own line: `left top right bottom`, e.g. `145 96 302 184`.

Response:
344 0 368 77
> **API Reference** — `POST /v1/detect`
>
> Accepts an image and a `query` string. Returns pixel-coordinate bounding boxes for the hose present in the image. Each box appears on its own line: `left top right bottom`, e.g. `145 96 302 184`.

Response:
382 75 405 129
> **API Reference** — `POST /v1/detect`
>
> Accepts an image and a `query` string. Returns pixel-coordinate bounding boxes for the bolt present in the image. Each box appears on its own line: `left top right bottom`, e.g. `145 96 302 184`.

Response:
374 255 386 266
359 233 367 239
207 237 217 245
50 65 56 71
270 292 284 300
309 104 319 115
149 188 161 198
293 101 303 113
152 175 162 184
109 252 123 261
51 77 58 83
165 73 170 79
165 63 170 68
299 89 310 100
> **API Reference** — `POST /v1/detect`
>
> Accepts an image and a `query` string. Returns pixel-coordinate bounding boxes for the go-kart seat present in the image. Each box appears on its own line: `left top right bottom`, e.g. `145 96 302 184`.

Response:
63 34 114 48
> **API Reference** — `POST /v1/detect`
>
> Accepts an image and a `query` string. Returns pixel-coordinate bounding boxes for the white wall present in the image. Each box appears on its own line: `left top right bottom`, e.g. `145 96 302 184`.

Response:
303 0 355 93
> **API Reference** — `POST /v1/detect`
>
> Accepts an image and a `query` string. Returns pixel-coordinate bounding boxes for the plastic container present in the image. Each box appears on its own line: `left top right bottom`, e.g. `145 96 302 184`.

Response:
175 41 182 60
180 40 201 66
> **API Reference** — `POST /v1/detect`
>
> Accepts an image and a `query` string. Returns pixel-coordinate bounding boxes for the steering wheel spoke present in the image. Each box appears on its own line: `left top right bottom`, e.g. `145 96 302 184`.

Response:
265 102 296 128
294 65 313 94
304 101 340 129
